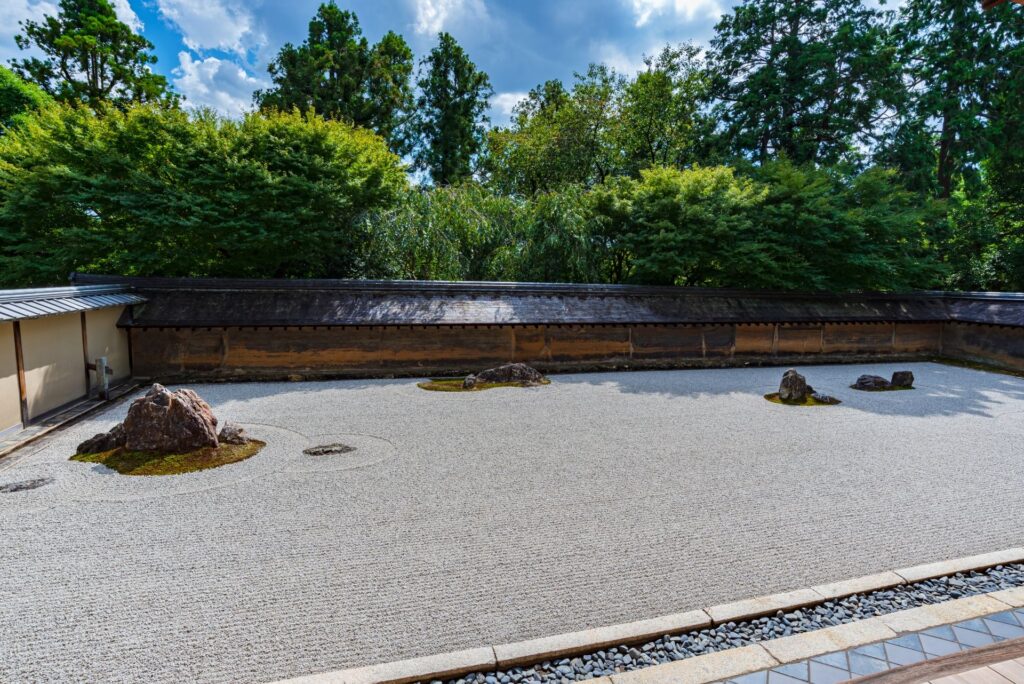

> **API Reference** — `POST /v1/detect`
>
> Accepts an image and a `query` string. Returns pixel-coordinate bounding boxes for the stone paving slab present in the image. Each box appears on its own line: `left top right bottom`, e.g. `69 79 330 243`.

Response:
718 608 1024 683
2 362 1024 683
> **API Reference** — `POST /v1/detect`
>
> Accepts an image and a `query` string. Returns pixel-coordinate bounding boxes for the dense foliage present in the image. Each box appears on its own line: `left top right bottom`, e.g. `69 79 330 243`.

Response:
0 66 52 130
1 0 1023 292
0 105 406 285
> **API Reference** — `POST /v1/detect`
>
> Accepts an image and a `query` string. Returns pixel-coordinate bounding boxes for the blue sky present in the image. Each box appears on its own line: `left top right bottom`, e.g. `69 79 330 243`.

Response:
2 0 732 122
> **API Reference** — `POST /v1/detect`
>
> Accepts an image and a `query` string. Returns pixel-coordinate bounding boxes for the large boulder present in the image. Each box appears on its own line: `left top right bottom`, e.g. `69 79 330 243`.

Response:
464 363 546 389
76 423 126 455
852 374 891 391
891 370 915 388
778 369 809 402
122 384 219 453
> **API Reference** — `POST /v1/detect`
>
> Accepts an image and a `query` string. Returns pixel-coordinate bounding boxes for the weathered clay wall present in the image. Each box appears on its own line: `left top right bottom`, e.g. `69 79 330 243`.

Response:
20 313 87 419
0 322 21 434
940 322 1024 370
129 321 948 380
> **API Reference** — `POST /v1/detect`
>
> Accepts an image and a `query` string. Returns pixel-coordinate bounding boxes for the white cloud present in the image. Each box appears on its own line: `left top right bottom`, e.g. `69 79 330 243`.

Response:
411 0 487 36
110 0 143 31
491 91 527 116
173 52 267 117
593 43 647 76
0 0 58 63
489 91 527 124
626 0 723 27
156 0 264 56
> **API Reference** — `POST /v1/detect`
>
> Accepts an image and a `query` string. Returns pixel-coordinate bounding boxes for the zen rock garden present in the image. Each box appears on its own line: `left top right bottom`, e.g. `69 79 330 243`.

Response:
71 384 263 476
419 362 550 392
851 370 915 391
767 367 915 405
8 361 1024 684
766 368 841 405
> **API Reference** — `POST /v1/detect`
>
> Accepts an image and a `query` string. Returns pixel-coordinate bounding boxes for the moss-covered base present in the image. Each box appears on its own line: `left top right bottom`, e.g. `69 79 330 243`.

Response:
418 378 552 392
71 440 265 476
764 392 841 406
849 385 914 392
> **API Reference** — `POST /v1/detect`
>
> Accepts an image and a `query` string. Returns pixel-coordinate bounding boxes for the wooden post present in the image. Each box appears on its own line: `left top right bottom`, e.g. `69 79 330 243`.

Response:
81 311 91 396
126 327 134 377
12 321 28 426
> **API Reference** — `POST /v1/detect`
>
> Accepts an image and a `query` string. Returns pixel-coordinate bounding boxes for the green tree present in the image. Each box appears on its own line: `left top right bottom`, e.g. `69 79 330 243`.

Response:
486 65 620 195
617 165 768 286
516 185 602 283
11 0 175 108
889 0 1024 198
615 44 713 176
589 162 941 291
0 105 406 286
0 66 52 130
364 184 521 280
254 3 414 154
708 0 903 165
412 32 493 185
750 161 944 291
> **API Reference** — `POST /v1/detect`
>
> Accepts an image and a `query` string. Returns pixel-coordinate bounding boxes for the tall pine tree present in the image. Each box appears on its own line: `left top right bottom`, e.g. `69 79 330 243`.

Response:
11 0 175 108
888 0 1024 198
708 0 902 165
255 3 414 155
412 32 492 186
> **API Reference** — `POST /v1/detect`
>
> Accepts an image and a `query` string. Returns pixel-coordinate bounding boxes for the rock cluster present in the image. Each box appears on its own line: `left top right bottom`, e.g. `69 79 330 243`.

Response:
778 369 810 402
852 370 915 391
121 384 218 452
77 384 250 455
463 363 546 389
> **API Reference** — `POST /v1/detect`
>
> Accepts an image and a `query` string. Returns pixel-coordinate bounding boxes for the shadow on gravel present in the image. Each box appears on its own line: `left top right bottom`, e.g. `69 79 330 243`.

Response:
549 363 1024 419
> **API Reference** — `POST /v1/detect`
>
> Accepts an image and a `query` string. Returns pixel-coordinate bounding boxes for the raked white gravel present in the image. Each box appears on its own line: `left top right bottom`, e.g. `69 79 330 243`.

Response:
2 362 1024 683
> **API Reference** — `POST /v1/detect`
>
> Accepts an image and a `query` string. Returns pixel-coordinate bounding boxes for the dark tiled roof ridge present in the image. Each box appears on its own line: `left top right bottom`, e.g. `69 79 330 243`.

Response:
68 272 1024 302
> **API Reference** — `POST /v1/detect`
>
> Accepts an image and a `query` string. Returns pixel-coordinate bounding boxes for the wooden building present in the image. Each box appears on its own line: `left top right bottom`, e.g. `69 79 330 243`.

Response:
68 274 1024 382
0 285 144 434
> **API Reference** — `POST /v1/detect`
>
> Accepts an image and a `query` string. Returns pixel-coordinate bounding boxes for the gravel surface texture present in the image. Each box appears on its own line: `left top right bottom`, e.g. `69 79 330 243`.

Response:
1 362 1024 683
445 563 1024 684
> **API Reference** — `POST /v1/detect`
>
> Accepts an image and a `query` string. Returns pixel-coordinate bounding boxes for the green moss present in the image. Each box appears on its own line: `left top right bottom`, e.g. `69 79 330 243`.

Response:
763 392 841 406
417 378 552 392
71 440 265 476
849 384 914 392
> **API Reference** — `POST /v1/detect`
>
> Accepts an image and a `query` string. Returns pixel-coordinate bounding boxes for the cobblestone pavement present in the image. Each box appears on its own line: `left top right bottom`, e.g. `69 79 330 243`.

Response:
2 363 1024 683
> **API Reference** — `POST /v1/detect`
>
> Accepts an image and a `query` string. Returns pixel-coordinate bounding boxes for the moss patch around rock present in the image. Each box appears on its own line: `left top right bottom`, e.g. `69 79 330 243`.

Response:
849 385 914 392
417 378 552 392
764 392 842 406
71 440 265 476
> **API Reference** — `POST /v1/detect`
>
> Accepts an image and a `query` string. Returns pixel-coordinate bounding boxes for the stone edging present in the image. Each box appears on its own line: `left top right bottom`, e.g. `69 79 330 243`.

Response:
272 547 1024 684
